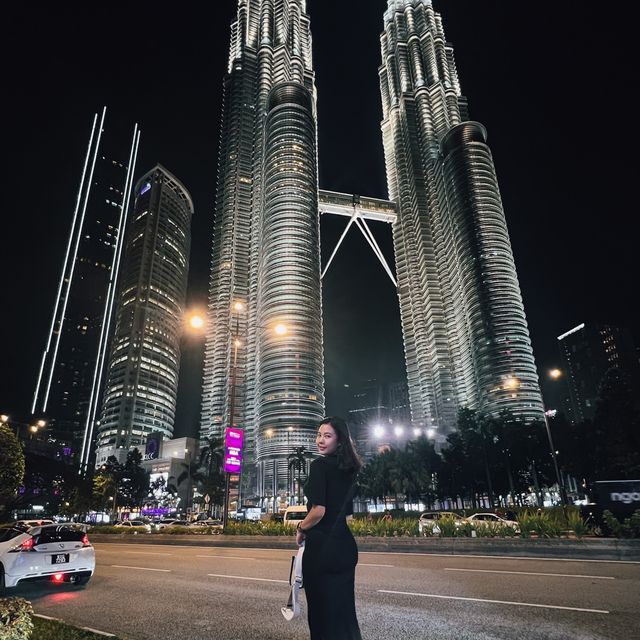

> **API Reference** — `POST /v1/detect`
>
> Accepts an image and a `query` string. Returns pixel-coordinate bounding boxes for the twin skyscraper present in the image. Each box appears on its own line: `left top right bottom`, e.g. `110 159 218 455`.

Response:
201 0 543 498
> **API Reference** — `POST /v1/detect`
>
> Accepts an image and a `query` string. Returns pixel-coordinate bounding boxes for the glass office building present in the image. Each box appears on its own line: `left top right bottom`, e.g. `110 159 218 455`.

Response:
95 165 193 467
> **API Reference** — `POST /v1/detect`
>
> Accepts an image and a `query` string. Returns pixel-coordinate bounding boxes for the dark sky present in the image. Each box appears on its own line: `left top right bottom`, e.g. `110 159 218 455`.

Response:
2 1 638 434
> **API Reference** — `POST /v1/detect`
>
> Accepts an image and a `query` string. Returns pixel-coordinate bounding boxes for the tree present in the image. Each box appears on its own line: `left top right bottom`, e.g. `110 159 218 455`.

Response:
0 425 25 520
287 446 310 503
118 449 149 510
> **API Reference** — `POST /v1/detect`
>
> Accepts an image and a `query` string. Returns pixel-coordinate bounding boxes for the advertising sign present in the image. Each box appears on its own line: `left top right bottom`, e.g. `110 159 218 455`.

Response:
595 479 640 519
224 427 244 473
144 432 163 461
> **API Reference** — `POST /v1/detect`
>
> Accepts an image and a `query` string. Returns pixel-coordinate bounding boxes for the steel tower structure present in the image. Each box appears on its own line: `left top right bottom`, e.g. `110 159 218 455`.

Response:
203 0 544 503
201 0 324 500
380 0 543 433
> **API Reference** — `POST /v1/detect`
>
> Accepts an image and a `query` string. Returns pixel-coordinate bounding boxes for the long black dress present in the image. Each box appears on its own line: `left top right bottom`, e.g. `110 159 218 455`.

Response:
302 453 362 640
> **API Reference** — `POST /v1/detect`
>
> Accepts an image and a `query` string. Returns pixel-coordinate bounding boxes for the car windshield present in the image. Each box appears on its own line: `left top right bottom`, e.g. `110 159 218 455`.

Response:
33 525 86 544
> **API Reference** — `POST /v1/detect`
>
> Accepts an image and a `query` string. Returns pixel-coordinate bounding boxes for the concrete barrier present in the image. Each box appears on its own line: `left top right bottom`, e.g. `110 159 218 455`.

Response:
89 533 640 561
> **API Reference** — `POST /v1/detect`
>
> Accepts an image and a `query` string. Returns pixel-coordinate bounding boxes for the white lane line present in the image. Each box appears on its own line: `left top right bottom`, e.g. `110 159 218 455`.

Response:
208 573 288 584
33 614 116 637
361 551 640 565
121 551 174 556
359 563 395 567
95 543 640 565
111 564 171 572
444 567 615 580
378 590 609 614
197 554 255 560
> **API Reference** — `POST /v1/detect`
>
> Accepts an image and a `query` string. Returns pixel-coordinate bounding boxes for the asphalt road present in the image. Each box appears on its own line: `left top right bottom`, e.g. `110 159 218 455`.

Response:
12 542 639 640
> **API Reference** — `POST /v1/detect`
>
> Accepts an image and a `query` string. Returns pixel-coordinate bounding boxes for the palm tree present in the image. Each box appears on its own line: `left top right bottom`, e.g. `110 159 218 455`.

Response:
287 446 310 503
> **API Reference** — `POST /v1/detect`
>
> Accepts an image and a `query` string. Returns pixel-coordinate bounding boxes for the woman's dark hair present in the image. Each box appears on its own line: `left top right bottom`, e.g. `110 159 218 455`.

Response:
320 416 363 474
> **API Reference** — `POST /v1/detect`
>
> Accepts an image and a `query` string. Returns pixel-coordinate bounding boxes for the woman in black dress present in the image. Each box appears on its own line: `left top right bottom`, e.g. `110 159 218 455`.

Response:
295 416 363 640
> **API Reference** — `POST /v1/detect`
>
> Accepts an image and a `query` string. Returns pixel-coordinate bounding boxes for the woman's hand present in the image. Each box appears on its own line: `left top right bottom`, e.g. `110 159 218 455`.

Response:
296 528 306 546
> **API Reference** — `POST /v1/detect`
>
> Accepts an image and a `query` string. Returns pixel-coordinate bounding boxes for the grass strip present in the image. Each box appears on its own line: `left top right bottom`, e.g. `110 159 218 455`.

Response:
33 616 121 639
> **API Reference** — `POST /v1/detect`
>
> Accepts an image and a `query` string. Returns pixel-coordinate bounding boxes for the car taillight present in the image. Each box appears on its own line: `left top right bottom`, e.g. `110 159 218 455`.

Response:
9 537 35 552
81 534 91 547
52 573 64 583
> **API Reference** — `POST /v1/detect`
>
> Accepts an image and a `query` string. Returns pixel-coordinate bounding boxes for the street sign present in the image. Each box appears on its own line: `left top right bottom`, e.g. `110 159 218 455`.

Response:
204 494 211 504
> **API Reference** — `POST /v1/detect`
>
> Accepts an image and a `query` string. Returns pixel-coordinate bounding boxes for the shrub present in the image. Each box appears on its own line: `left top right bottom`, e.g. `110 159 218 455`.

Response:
567 510 588 539
88 526 147 535
603 509 640 538
0 598 34 640
437 515 459 537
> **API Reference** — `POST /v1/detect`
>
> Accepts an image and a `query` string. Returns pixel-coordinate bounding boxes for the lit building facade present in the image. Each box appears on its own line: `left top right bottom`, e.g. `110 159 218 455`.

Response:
31 108 140 464
380 0 544 433
558 323 640 423
95 165 193 467
201 0 324 500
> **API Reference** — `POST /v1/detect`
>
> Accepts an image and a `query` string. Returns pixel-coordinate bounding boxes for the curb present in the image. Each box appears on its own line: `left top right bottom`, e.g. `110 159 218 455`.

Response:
89 534 640 561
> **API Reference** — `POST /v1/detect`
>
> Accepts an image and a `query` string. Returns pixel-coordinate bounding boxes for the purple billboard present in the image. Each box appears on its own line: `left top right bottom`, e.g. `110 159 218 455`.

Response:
223 427 244 473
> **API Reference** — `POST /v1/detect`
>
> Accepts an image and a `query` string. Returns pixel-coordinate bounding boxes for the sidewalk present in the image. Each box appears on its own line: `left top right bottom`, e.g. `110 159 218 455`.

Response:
90 533 640 561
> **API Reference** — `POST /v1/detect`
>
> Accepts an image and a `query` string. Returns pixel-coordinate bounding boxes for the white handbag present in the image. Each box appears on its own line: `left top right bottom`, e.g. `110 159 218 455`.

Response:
281 542 304 620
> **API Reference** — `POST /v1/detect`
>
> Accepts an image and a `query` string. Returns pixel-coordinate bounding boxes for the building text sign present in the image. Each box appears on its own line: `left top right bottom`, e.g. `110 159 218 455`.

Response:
224 427 244 473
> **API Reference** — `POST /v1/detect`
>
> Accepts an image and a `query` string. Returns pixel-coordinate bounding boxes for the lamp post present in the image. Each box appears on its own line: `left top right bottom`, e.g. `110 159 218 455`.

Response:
544 369 567 506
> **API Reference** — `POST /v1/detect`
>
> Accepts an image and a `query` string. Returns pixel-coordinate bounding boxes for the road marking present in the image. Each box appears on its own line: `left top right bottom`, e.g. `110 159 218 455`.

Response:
197 554 255 560
378 590 610 614
444 567 615 580
121 551 174 556
111 565 171 572
33 614 116 637
96 543 640 565
207 573 288 584
360 551 640 565
359 563 395 567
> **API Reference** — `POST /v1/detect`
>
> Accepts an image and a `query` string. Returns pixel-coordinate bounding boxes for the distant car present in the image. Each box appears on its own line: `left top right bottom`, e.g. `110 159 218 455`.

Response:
283 506 308 527
155 519 191 531
13 519 55 532
114 520 151 532
418 511 465 535
190 519 224 533
466 513 520 533
0 523 95 595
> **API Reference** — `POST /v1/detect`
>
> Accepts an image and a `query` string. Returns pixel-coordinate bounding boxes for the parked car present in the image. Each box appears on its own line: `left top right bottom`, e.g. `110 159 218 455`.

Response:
155 519 191 531
283 506 308 527
114 520 151 532
418 511 465 535
465 513 520 533
0 523 95 595
13 519 55 532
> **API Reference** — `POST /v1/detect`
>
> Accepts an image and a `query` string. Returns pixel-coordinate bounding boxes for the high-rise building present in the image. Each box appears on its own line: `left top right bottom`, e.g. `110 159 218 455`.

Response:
94 165 193 467
201 0 324 499
203 0 545 502
380 0 544 433
558 323 640 423
32 108 140 460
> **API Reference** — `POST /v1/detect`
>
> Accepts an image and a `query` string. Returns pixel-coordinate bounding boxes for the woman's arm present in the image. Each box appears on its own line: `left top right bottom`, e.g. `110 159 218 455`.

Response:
295 505 325 545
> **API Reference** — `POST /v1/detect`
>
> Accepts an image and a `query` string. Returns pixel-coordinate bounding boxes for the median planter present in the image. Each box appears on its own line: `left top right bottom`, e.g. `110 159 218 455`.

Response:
0 598 33 640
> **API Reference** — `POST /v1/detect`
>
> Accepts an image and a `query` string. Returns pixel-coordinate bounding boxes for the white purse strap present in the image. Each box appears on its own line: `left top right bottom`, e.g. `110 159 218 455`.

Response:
281 542 305 620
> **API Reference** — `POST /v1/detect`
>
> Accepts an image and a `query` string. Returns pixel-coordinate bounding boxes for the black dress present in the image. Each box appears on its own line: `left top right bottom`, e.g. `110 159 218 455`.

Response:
302 454 362 640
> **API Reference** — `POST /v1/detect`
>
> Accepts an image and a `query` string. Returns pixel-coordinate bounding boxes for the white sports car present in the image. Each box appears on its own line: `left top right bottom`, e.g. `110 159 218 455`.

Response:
0 523 95 594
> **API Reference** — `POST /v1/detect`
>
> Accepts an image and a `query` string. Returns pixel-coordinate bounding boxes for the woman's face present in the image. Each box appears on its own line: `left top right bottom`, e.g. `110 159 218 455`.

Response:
316 423 339 455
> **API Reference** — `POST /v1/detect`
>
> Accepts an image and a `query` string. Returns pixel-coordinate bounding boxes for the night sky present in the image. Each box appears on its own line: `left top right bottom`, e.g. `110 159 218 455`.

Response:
2 1 638 436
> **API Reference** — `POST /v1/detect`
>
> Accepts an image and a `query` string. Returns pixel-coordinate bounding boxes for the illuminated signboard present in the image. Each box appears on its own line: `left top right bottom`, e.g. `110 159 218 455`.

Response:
223 427 244 473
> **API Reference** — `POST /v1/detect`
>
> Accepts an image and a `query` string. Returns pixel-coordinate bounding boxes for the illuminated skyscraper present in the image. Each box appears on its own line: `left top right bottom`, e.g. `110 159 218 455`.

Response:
94 165 193 467
380 0 544 433
32 108 140 461
201 0 324 499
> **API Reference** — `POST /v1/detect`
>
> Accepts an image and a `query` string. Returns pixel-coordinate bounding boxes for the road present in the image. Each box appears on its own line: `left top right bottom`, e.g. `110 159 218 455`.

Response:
12 541 639 639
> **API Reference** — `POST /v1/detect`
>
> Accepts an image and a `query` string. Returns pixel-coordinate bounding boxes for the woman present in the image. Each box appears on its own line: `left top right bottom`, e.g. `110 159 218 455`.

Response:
295 416 363 640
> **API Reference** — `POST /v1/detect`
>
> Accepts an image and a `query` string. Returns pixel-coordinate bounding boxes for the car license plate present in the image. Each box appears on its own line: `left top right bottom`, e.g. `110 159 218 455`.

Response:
52 554 69 564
